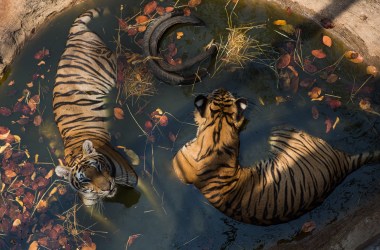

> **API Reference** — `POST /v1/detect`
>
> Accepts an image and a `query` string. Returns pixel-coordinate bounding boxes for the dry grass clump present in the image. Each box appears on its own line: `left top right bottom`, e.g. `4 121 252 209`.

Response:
213 25 265 74
123 63 156 101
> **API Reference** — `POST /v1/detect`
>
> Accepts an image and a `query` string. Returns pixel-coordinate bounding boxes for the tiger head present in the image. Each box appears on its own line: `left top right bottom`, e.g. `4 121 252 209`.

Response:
193 88 248 134
55 140 117 206
172 88 247 185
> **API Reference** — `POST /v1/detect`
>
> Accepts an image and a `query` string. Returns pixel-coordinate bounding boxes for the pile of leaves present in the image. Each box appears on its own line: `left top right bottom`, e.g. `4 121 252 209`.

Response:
0 48 98 249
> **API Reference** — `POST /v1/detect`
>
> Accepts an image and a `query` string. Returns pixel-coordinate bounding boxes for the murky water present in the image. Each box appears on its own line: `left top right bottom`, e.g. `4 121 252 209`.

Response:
1 0 380 249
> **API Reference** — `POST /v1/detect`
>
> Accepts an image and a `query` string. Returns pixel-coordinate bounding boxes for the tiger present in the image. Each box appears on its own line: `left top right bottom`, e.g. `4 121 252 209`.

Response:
172 88 380 225
53 8 137 206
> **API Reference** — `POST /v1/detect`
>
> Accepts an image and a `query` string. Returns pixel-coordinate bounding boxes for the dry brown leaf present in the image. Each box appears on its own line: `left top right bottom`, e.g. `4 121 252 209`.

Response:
308 87 322 99
114 107 124 120
5 169 16 178
49 187 58 197
176 31 184 39
33 115 43 126
287 65 298 77
81 242 97 250
13 218 21 227
359 99 371 111
26 82 33 88
322 35 332 47
45 169 54 179
0 126 10 140
276 53 291 69
188 0 201 7
275 96 287 105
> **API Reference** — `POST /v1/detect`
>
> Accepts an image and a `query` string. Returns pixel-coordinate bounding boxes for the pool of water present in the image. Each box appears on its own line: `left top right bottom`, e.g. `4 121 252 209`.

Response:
1 0 380 249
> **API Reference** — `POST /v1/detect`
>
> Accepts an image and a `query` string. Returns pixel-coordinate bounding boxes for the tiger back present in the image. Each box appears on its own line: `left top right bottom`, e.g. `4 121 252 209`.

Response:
53 8 137 206
172 88 380 225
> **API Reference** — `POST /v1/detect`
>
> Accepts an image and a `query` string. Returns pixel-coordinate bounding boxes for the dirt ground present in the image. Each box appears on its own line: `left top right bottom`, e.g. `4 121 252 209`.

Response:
0 0 379 248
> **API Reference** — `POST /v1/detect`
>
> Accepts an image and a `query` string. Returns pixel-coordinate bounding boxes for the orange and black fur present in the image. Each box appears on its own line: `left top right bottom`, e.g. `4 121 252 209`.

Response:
53 9 137 206
172 88 380 225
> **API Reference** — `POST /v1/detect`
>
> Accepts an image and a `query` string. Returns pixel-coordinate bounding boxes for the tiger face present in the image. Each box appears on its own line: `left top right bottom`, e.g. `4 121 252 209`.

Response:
55 140 117 206
193 88 248 134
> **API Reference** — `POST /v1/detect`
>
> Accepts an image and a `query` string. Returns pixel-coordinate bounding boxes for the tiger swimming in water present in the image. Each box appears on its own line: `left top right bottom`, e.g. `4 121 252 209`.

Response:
172 88 380 225
53 8 137 206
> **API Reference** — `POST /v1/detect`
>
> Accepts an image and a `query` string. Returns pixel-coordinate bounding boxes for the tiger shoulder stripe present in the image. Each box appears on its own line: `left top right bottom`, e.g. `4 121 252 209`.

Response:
53 8 137 206
172 88 380 225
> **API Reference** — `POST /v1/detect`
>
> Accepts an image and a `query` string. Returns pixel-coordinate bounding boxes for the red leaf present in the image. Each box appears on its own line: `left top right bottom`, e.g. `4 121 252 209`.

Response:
159 115 168 126
311 106 319 119
325 118 332 133
114 107 124 120
276 53 291 69
127 234 142 247
118 18 128 30
34 49 49 60
326 97 342 109
144 120 153 132
165 7 174 12
0 126 10 140
144 1 157 15
16 117 29 125
311 49 326 59
304 63 318 73
156 6 165 15
168 132 177 142
188 0 201 7
0 107 12 116
135 15 149 24
184 7 191 16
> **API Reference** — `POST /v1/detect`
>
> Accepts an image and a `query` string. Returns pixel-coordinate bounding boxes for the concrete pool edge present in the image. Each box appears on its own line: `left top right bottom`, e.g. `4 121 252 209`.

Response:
0 0 82 80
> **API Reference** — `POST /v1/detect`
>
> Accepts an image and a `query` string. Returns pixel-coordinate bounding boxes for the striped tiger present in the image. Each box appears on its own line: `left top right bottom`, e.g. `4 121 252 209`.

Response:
172 88 380 225
53 8 137 206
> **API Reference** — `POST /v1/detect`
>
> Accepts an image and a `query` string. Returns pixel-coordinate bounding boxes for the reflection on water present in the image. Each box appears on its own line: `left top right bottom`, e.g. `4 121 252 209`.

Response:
0 0 379 249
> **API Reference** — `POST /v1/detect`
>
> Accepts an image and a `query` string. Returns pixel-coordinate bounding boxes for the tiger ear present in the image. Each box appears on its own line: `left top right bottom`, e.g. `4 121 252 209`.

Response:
55 165 71 180
194 95 207 117
82 140 96 156
236 98 248 113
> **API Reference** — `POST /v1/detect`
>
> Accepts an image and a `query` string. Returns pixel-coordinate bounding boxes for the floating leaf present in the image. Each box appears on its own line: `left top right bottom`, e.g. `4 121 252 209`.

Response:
301 221 317 233
15 117 29 125
183 7 191 16
311 106 319 119
311 49 326 59
287 65 298 77
114 107 124 120
159 115 168 126
127 234 142 247
304 63 318 73
326 73 338 83
144 120 153 132
26 82 33 88
0 107 12 116
34 49 50 60
275 96 287 105
366 65 378 77
33 115 43 126
49 187 58 197
320 18 334 29
12 218 21 227
143 1 157 15
0 143 11 154
138 25 147 32
45 169 54 179
333 117 340 130
37 60 46 66
308 87 322 99
326 97 341 109
188 0 201 7
0 126 10 140
165 6 174 12
5 169 17 178
273 19 287 26
276 53 291 69
344 51 364 63
322 35 332 47
325 118 332 133
359 99 371 111
156 6 165 15
176 31 184 39
8 80 15 86
300 78 316 88
168 132 177 142
135 15 149 24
